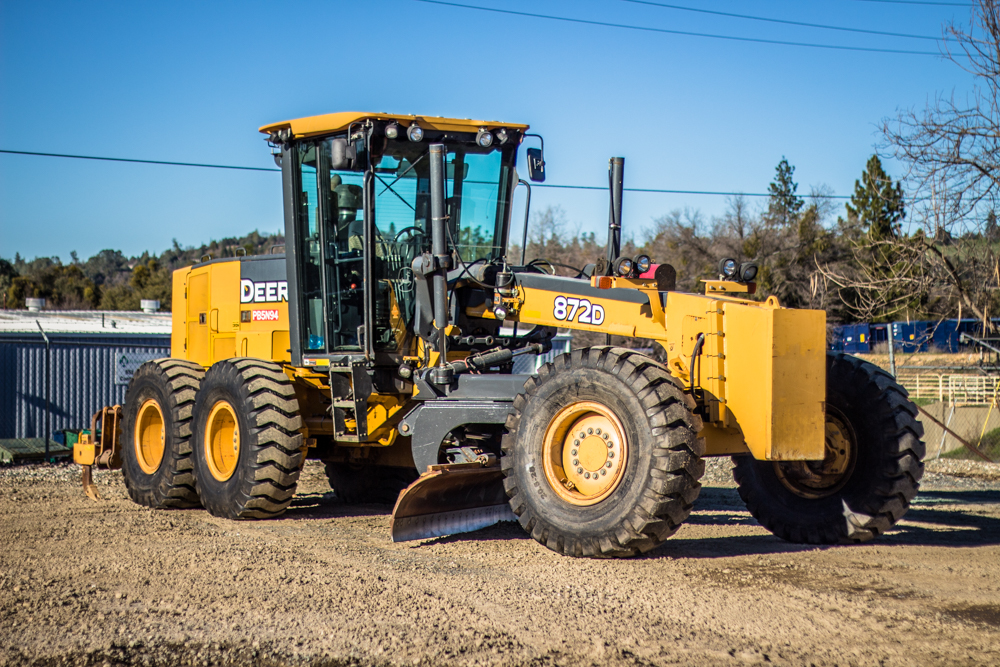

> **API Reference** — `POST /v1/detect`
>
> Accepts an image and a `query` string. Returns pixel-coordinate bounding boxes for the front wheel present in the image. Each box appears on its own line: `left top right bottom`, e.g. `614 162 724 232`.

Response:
502 347 705 558
733 353 925 544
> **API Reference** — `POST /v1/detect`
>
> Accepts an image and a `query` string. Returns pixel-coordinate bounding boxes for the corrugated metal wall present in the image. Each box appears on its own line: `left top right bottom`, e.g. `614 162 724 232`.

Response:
0 334 170 439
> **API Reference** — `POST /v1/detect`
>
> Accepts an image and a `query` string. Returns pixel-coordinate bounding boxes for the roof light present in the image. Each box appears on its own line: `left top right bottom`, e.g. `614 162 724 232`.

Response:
634 254 652 274
495 128 509 144
385 123 400 139
407 124 424 142
476 128 493 148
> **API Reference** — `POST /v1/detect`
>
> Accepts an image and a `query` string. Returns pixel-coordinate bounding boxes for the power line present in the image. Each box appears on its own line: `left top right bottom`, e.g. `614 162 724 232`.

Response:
0 147 851 199
0 149 280 172
535 183 850 199
414 0 940 55
848 1 970 6
623 1 939 41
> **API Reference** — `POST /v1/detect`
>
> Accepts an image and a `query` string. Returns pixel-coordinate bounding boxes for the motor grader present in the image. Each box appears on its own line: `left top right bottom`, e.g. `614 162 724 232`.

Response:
74 111 925 557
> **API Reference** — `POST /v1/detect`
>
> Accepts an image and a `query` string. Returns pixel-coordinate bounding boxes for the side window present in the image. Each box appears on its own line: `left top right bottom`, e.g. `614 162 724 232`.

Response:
297 144 324 351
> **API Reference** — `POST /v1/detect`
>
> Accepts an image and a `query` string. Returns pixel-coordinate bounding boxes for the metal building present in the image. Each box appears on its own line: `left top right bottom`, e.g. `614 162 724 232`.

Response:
0 310 170 440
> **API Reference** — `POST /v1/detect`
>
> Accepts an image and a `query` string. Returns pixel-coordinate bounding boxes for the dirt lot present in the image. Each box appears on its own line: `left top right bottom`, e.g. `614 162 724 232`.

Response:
2 459 999 667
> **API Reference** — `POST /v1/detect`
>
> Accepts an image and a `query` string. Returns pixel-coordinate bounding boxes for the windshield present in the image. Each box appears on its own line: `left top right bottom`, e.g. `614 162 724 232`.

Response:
371 142 511 264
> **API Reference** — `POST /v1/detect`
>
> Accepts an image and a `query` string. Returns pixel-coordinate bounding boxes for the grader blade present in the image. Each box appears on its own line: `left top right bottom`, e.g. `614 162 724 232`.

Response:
390 463 515 543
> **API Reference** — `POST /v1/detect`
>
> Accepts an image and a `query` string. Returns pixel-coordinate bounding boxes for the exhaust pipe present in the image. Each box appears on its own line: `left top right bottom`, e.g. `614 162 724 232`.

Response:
606 157 624 274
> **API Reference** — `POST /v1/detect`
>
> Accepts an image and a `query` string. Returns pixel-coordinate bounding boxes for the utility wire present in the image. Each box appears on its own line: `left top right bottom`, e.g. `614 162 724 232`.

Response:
414 0 940 55
0 147 851 199
0 149 280 172
848 1 970 7
623 1 939 41
534 183 850 199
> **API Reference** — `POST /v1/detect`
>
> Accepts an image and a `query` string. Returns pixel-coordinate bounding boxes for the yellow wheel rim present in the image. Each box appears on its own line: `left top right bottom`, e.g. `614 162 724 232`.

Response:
135 399 165 474
542 401 628 506
774 411 856 499
205 400 240 482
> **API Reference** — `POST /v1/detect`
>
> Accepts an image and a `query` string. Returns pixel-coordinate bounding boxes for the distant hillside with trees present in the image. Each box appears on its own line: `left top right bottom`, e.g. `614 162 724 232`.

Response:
0 231 284 311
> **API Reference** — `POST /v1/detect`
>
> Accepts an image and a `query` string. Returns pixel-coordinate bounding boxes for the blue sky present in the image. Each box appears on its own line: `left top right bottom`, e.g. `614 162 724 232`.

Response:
0 0 973 261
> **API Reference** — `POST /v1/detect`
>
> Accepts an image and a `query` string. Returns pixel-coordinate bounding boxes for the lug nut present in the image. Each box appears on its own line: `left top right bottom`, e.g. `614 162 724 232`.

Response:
607 441 613 449
584 472 591 479
579 432 585 439
574 439 580 446
577 467 584 474
596 428 602 435
606 462 612 468
601 469 607 476
609 452 614 459
603 433 609 440
572 459 579 466
587 428 593 435
571 449 577 456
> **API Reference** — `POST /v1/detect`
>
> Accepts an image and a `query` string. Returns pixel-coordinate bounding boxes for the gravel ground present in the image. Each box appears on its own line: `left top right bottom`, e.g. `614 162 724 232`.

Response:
2 458 999 667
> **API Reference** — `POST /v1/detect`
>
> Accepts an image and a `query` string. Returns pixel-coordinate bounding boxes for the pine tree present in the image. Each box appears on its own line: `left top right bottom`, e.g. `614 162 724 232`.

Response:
766 157 804 228
845 155 905 240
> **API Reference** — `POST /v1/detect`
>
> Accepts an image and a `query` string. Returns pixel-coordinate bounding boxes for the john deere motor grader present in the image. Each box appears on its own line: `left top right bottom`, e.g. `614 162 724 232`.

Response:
75 111 925 557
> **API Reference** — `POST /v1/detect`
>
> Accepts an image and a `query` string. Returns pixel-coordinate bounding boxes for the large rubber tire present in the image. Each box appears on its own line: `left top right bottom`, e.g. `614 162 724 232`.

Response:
324 462 419 504
733 353 925 544
502 347 705 558
191 359 304 520
121 359 204 509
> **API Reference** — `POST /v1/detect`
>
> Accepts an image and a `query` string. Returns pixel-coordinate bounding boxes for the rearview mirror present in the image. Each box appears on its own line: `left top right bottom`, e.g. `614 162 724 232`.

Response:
330 138 357 170
526 148 545 182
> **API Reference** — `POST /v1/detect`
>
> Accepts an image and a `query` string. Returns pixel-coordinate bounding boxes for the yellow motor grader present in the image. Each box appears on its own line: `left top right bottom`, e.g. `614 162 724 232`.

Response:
74 111 925 556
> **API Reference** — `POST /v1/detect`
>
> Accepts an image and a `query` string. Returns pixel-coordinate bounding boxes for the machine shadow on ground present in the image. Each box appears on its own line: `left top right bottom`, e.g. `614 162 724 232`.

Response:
277 485 1000 556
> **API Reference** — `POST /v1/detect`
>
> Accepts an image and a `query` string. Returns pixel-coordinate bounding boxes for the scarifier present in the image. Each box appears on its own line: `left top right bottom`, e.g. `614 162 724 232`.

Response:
74 112 926 556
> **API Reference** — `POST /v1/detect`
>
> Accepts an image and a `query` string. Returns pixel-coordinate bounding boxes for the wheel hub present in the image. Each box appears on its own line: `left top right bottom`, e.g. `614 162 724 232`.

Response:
543 401 627 506
206 400 240 482
135 398 165 474
774 411 856 499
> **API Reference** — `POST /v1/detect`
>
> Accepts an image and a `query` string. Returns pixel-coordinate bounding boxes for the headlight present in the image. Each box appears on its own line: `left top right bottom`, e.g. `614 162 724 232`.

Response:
493 304 508 320
476 128 493 148
634 254 652 274
385 123 400 139
407 124 424 142
739 262 758 283
614 256 634 277
718 257 737 279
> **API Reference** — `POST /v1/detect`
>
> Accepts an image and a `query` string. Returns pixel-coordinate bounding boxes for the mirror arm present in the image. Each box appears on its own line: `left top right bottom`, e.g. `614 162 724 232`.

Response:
517 179 531 266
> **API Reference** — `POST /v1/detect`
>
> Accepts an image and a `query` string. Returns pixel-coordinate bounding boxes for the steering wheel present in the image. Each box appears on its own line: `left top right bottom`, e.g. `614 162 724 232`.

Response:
394 226 425 243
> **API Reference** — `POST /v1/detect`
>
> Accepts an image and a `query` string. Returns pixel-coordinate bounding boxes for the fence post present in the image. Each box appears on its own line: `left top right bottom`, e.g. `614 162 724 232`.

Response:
36 321 51 460
887 324 896 378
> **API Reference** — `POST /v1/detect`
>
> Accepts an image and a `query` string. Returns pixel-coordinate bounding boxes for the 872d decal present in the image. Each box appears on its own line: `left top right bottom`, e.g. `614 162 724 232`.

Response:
552 296 605 325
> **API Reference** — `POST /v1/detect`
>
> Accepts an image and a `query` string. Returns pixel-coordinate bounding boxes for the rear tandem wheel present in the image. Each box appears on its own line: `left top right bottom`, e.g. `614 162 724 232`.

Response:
501 347 705 558
191 359 305 519
120 359 204 509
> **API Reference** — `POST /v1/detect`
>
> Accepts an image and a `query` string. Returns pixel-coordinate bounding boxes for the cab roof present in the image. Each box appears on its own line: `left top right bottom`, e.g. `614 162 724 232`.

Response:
259 112 529 140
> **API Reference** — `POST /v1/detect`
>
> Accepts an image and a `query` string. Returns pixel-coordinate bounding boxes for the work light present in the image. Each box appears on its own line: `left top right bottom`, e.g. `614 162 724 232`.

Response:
476 128 494 148
739 262 758 283
407 124 424 142
385 123 400 139
718 257 737 279
634 254 652 274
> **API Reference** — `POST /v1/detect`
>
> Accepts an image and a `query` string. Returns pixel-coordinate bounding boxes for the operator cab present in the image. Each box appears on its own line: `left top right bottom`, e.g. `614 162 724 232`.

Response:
263 113 531 366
